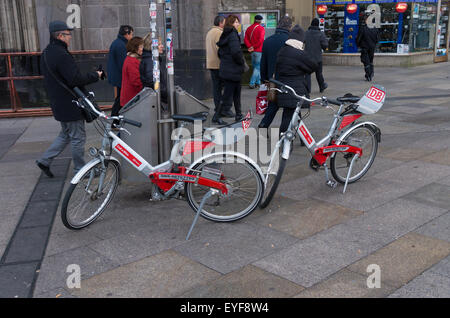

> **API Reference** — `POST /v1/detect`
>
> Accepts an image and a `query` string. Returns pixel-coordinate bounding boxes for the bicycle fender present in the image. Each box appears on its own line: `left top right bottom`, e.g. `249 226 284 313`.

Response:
70 156 121 184
187 151 265 183
337 122 381 144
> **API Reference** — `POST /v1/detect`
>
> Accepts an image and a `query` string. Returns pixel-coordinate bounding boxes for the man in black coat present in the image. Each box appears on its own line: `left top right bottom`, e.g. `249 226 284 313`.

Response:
107 25 134 117
258 16 293 129
36 21 101 177
305 18 329 94
356 13 379 81
275 25 318 133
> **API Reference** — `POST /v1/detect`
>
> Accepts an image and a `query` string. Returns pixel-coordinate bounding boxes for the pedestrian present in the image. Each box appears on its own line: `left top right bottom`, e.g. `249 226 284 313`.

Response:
36 21 102 177
140 35 167 106
356 12 380 82
258 16 293 129
213 15 246 125
275 25 318 134
205 16 227 117
244 15 266 89
120 37 144 107
107 25 134 118
305 18 329 94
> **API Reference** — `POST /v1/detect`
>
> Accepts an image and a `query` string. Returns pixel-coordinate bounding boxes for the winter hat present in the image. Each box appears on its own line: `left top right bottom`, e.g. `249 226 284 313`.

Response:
288 24 305 42
255 15 264 22
311 18 320 27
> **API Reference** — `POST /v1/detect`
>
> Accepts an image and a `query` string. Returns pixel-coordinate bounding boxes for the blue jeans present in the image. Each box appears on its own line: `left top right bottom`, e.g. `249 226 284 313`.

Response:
250 52 262 86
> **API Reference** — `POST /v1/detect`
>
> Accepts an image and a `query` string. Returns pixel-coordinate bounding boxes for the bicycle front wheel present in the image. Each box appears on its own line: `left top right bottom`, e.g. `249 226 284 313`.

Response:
185 154 263 222
259 142 287 209
61 160 120 230
331 126 378 184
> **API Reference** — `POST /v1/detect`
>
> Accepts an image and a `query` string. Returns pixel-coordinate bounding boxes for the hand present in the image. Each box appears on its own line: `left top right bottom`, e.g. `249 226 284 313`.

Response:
248 47 254 53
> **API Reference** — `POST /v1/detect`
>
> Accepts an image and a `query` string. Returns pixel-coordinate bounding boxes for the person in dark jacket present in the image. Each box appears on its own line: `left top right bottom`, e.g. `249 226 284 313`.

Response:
258 16 293 129
107 25 134 117
140 34 168 105
213 15 245 125
36 21 101 177
305 18 329 94
275 25 318 133
356 13 379 81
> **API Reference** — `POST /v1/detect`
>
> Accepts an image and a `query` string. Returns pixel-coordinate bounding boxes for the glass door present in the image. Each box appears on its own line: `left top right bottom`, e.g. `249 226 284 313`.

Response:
435 1 450 62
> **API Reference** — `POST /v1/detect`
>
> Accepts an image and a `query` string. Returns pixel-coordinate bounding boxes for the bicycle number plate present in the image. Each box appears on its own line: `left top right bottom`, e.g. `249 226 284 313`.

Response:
298 122 315 148
201 166 222 182
356 85 386 115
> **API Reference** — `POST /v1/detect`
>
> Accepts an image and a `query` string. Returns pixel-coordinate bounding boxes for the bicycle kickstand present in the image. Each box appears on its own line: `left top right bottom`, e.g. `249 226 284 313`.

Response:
186 189 218 241
343 154 359 194
323 163 338 189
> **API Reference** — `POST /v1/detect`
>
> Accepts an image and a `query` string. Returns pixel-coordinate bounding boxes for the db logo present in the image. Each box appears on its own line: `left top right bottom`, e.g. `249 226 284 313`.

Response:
366 87 386 103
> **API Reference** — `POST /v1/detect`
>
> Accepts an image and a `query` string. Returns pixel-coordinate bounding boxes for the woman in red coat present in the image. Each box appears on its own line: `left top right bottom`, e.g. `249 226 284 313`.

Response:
120 37 144 107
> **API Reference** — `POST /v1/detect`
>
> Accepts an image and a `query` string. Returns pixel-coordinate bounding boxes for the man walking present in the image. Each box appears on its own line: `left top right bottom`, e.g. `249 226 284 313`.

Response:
36 21 102 177
305 18 329 93
356 12 379 81
244 15 265 89
206 16 229 122
107 25 134 118
258 16 292 129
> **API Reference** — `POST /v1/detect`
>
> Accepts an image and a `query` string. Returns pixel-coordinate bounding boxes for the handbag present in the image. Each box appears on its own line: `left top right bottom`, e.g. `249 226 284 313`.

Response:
267 81 277 103
43 50 100 123
255 84 268 115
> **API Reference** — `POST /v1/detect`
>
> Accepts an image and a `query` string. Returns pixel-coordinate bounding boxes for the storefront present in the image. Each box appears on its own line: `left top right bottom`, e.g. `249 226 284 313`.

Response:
314 0 450 63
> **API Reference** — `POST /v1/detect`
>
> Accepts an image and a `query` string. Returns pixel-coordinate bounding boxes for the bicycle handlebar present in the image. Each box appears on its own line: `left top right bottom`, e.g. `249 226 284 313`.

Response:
73 87 142 128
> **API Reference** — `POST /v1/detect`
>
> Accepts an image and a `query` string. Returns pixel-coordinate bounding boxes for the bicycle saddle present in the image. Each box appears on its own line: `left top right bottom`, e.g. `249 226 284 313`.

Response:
337 93 360 104
172 112 209 123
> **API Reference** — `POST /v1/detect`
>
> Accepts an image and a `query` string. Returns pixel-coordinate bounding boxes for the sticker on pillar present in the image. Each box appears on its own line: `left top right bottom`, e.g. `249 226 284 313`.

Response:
150 3 156 11
151 11 157 19
167 63 174 75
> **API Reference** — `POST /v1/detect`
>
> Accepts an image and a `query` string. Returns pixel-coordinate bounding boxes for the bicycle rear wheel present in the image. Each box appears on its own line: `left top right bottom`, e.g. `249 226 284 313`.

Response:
331 126 378 184
185 153 263 222
61 160 120 230
259 143 287 209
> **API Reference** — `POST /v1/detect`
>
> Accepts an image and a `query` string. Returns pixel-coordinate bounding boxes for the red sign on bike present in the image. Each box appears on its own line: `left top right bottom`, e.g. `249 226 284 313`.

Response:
366 86 386 103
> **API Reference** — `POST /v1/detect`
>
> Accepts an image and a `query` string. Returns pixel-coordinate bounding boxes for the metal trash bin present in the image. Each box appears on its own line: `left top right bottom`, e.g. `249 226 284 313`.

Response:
119 87 159 183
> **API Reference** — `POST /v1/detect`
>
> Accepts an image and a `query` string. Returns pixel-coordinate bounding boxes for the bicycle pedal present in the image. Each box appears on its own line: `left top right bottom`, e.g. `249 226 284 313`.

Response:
326 180 338 189
309 158 321 172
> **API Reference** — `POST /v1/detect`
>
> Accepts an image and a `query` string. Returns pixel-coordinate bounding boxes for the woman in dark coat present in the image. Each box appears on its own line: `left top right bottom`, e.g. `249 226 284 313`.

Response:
213 15 245 125
275 25 318 133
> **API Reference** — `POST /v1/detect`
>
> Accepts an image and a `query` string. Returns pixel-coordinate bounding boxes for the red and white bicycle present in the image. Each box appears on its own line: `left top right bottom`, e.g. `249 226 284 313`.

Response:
61 88 264 239
260 79 385 208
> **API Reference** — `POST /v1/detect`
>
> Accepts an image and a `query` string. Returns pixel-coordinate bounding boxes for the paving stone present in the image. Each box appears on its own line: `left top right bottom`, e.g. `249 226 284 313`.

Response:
33 246 119 295
402 183 450 210
344 198 448 242
29 180 66 202
0 262 39 298
70 250 221 298
294 269 396 298
251 198 363 239
415 212 450 243
44 230 103 257
388 271 450 298
20 200 59 228
379 147 430 162
347 233 450 289
181 265 305 298
2 226 50 264
174 222 298 274
429 255 450 278
419 149 450 166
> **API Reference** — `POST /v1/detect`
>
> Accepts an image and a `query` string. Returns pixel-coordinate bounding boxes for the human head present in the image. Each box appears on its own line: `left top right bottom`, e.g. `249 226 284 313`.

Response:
278 16 293 31
119 25 134 41
49 20 73 46
289 24 305 42
126 37 144 56
254 15 263 23
214 15 226 28
225 15 240 31
311 18 320 27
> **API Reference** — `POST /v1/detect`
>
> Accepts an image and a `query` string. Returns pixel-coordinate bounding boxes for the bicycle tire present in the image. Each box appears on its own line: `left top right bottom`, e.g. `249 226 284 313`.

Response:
259 147 288 209
330 125 378 184
185 153 263 222
61 160 120 230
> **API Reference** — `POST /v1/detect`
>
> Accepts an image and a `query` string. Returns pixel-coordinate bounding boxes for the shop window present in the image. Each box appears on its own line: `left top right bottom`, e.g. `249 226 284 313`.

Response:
13 79 49 109
323 5 345 53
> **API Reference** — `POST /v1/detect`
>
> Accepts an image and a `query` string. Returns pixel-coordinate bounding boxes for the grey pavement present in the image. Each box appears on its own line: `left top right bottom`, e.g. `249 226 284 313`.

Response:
0 62 449 298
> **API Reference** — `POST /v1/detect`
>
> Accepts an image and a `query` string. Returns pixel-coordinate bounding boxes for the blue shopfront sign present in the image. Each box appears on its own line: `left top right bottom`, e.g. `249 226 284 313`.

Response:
316 0 438 4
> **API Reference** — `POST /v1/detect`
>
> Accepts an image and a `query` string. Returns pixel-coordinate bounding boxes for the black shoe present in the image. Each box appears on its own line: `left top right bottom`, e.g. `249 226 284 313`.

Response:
220 110 235 118
320 83 328 93
248 85 256 89
212 117 228 126
235 114 244 122
36 161 54 178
